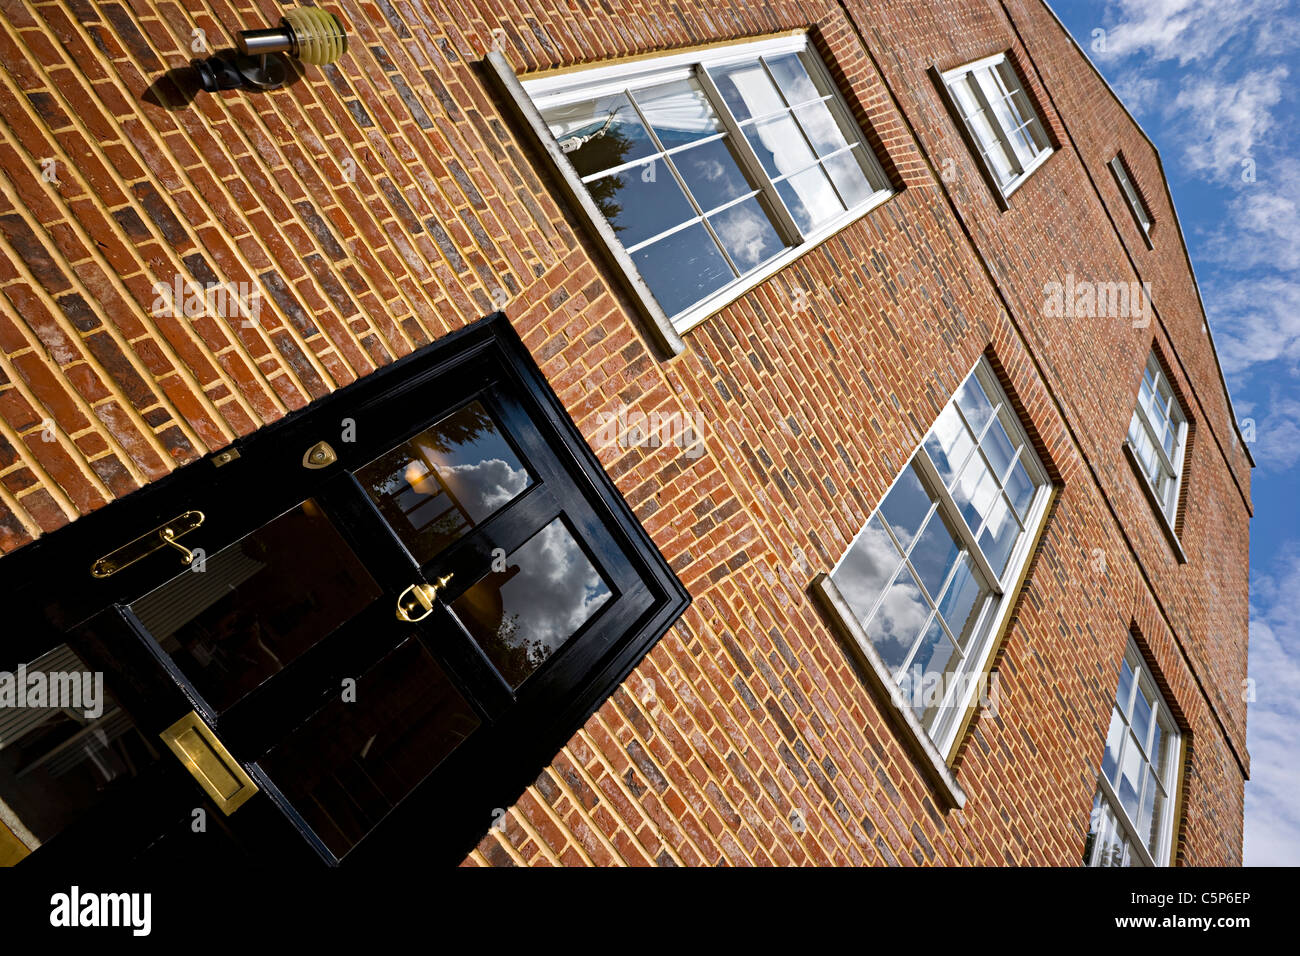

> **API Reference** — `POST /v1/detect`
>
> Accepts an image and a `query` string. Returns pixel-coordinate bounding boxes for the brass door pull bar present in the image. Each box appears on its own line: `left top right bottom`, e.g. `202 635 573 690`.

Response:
395 574 453 622
90 511 205 579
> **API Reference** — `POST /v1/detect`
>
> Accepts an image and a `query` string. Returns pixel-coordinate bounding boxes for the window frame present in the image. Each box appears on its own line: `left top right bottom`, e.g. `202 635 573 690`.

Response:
1109 154 1154 248
505 32 896 339
814 357 1054 801
1086 640 1183 868
934 52 1054 205
1124 350 1188 537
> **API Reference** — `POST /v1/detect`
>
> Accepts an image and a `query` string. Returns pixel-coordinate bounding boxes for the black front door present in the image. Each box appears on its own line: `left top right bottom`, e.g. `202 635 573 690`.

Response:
4 315 687 867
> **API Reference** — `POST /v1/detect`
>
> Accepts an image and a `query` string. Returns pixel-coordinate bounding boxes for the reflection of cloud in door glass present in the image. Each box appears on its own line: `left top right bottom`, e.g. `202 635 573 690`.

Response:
439 457 530 520
452 518 612 687
357 400 535 562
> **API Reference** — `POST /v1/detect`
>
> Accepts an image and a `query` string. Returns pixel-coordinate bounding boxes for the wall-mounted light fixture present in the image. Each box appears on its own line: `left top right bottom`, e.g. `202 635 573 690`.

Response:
192 6 347 93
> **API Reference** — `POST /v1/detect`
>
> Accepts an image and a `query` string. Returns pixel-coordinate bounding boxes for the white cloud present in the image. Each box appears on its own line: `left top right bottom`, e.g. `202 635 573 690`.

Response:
1203 159 1300 271
1205 273 1300 375
1245 394 1300 470
1168 67 1288 179
1110 73 1163 114
1244 547 1300 865
1097 0 1294 64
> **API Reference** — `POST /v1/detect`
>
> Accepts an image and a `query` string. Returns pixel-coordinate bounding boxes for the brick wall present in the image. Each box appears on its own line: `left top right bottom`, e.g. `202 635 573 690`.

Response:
0 0 1250 866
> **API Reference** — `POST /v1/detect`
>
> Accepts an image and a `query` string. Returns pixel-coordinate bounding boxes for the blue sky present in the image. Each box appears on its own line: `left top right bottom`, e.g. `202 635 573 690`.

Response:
1052 0 1299 865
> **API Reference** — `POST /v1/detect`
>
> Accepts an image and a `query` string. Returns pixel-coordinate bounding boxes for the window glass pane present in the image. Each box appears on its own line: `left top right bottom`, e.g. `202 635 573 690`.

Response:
541 93 657 177
833 515 904 626
1007 124 1039 166
1132 679 1155 753
764 52 820 104
1117 655 1136 715
671 138 754 208
1129 420 1160 485
707 196 786 273
949 74 982 120
1084 790 1103 864
1127 410 1145 448
897 618 959 727
0 644 160 850
1137 773 1157 845
1119 732 1143 821
908 509 962 600
1003 459 1036 519
977 494 1021 578
984 85 1025 153
450 518 613 688
130 501 384 712
631 222 733 317
981 419 1018 481
866 566 931 672
1012 94 1048 151
955 376 996 436
584 162 696 248
743 114 816 180
924 405 976 487
935 554 989 647
709 61 784 121
1149 720 1168 780
632 78 722 149
880 464 933 550
1142 382 1166 431
794 101 849 156
259 636 480 860
358 401 535 565
776 165 844 231
823 149 875 208
951 450 999 531
1102 707 1125 782
1160 421 1177 458
980 138 1018 186
1094 799 1129 867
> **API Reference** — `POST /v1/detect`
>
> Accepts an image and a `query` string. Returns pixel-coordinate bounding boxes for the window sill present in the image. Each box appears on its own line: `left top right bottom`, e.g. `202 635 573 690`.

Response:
997 147 1054 204
810 572 967 811
1121 440 1188 564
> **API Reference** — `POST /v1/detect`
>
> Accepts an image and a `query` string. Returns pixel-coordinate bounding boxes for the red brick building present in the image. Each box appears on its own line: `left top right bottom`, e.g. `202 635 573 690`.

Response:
0 0 1251 868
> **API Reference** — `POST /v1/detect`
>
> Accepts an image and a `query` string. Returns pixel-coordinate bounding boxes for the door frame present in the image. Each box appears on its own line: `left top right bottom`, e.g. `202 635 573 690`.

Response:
1 312 690 865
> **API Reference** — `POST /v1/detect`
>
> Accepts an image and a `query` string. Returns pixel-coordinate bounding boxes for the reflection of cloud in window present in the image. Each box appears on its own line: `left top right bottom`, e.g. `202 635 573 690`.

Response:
872 574 929 644
834 521 901 626
926 406 972 481
441 458 529 519
713 204 776 269
696 158 726 183
497 521 612 665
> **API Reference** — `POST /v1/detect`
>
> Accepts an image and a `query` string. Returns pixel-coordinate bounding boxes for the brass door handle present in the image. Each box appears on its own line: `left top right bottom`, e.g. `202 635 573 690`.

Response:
395 574 453 623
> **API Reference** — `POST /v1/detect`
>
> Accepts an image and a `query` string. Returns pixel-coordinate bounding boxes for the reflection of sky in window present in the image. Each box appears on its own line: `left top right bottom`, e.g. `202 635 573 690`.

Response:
709 199 783 271
360 402 534 562
867 566 930 670
833 515 902 627
453 518 612 687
